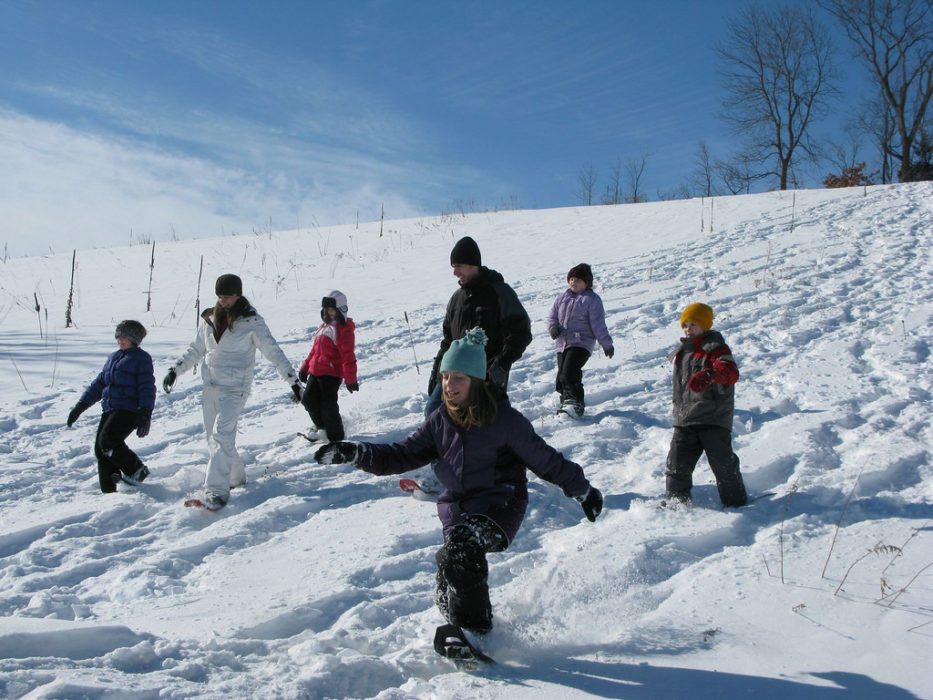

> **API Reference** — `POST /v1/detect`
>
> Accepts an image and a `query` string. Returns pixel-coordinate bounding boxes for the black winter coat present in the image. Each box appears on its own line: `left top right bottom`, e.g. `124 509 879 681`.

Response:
429 267 532 391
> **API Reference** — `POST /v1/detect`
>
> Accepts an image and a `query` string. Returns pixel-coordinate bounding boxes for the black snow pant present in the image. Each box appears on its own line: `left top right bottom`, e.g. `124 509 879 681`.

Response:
301 374 345 442
94 410 144 494
555 347 591 406
666 425 747 506
435 514 508 632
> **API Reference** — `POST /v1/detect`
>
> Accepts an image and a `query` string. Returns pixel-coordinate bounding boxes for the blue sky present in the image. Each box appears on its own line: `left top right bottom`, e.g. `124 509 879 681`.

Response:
0 0 869 256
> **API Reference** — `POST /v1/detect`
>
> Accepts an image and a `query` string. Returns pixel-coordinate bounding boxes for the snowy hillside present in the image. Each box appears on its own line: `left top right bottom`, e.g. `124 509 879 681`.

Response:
0 183 931 699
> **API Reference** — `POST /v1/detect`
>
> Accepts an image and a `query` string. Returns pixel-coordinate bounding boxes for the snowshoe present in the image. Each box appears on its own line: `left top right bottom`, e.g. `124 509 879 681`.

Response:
557 400 584 418
433 624 494 669
400 477 440 502
184 493 226 511
120 464 150 486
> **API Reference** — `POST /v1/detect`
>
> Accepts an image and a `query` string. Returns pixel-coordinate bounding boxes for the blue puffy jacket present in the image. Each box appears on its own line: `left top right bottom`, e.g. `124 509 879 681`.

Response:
79 347 156 414
356 402 591 544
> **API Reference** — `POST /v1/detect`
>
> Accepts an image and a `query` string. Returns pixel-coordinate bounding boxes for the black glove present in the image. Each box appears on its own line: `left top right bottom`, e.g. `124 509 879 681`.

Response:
314 441 359 465
604 346 614 359
162 368 177 394
290 382 302 402
67 402 88 427
487 359 510 388
346 382 359 393
549 325 562 340
576 487 603 522
428 355 443 396
136 408 152 438
298 369 309 383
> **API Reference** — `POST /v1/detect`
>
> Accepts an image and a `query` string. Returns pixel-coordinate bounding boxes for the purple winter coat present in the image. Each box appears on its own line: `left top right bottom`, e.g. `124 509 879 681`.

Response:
355 402 591 544
547 289 612 354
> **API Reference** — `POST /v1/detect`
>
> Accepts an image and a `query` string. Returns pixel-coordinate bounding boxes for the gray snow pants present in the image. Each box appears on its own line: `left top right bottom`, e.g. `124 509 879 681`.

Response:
666 425 747 506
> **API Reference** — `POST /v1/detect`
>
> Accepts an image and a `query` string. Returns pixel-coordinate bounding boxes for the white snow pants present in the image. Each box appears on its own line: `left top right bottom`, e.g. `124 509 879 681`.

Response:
201 385 249 499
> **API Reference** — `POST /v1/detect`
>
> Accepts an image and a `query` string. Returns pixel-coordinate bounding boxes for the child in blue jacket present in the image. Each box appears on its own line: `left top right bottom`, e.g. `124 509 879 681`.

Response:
67 320 156 493
546 263 614 416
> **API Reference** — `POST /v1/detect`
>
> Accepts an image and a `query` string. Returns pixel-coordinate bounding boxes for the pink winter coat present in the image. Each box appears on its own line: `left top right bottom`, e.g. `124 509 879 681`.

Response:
299 319 358 385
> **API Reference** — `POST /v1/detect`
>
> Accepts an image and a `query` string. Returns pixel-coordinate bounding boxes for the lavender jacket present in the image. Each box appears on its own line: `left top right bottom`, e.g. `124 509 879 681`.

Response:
355 403 591 544
547 288 613 354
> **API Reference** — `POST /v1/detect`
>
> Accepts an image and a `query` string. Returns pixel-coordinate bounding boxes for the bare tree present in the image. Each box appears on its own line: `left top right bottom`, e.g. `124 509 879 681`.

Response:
820 0 933 183
693 140 717 197
656 183 693 201
576 163 598 206
602 158 623 205
855 94 899 182
717 4 838 189
716 151 772 194
624 152 649 203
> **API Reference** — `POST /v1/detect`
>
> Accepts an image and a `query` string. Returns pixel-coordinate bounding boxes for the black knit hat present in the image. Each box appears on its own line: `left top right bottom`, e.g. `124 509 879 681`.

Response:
567 263 593 288
215 273 243 296
450 236 482 267
115 320 147 345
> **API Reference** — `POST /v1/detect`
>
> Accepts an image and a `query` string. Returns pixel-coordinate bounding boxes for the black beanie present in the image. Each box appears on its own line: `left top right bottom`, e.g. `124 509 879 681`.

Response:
115 320 147 345
215 273 243 296
567 263 594 288
450 236 482 267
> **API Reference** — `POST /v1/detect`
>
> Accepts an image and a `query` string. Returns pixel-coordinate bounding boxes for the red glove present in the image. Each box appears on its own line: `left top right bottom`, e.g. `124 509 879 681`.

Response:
688 368 715 393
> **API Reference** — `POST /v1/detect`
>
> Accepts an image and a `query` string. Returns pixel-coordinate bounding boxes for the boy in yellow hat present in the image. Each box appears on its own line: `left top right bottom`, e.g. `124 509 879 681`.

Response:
665 302 747 507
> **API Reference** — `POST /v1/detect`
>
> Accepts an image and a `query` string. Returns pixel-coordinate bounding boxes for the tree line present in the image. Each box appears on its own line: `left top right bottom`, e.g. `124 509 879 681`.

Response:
577 0 932 204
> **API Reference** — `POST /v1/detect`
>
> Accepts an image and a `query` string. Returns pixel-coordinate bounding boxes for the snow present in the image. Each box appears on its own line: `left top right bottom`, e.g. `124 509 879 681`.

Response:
0 182 931 699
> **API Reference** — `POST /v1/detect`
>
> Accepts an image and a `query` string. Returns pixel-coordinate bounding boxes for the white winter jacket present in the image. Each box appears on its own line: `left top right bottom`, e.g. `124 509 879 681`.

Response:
174 308 296 391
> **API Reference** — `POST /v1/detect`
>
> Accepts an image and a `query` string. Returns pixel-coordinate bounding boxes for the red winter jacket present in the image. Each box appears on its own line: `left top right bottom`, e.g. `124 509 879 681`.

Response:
299 319 357 384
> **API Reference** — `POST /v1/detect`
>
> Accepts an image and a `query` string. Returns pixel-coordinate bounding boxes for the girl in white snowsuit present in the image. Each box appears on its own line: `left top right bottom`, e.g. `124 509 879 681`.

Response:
162 274 301 510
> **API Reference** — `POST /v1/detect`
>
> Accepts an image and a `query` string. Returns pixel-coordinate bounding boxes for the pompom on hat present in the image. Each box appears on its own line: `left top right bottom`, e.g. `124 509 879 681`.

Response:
115 320 147 345
450 236 482 267
567 263 593 288
680 302 714 332
439 328 488 380
215 273 243 296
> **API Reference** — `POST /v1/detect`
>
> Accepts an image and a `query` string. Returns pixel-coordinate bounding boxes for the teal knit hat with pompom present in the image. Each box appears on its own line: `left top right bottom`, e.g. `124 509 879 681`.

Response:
439 328 488 380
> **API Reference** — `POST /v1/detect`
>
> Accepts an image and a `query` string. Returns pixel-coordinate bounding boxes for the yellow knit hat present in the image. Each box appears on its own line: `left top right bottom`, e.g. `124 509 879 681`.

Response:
680 303 714 331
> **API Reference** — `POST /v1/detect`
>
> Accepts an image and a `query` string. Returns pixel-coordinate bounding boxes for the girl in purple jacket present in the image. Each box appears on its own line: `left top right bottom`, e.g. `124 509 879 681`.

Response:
314 328 603 634
547 263 614 417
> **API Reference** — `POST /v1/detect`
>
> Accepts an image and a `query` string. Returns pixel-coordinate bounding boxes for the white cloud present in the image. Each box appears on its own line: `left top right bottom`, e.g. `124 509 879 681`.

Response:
0 109 491 257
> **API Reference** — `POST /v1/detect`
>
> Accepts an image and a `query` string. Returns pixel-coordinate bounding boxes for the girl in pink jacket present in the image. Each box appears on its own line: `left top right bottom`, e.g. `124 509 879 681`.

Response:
298 291 358 441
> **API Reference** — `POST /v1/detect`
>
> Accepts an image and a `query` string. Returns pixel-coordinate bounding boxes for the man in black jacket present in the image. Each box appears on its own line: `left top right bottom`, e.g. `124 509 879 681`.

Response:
425 236 532 416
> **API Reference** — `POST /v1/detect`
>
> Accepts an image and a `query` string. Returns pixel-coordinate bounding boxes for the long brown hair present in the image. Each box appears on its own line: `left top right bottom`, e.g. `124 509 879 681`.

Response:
442 376 498 429
211 296 251 336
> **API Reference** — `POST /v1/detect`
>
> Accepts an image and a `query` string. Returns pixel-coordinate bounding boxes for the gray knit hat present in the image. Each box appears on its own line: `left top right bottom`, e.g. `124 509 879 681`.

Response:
115 320 147 345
